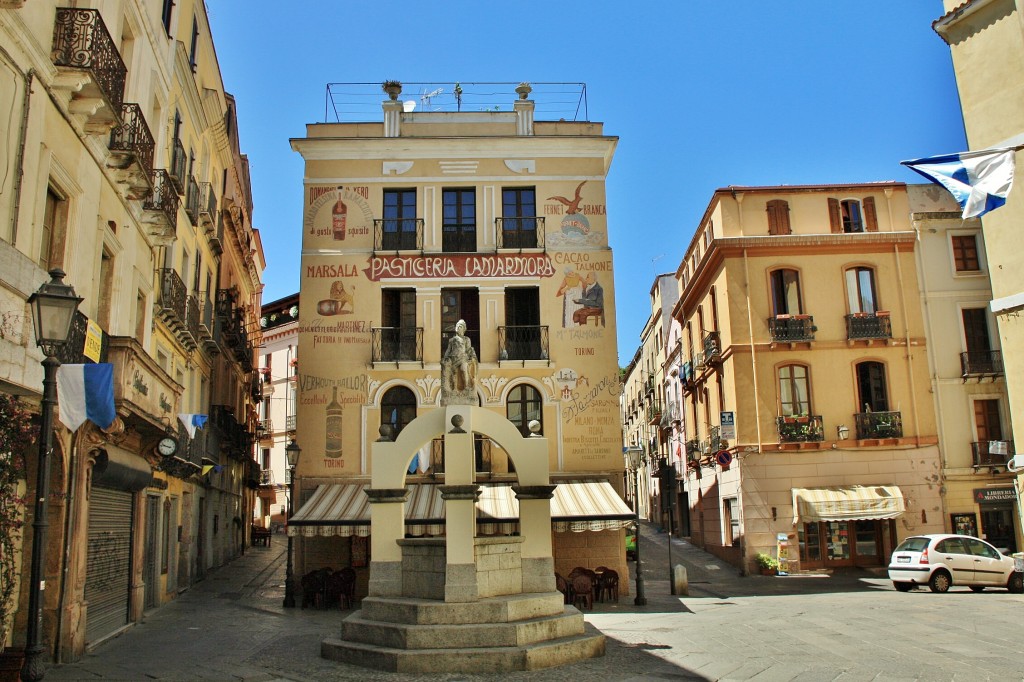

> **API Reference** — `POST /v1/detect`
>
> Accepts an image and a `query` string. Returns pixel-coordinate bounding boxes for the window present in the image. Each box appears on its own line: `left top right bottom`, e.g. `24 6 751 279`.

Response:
161 0 175 35
380 386 416 438
441 288 479 359
188 15 198 70
778 364 810 416
501 188 537 248
40 187 67 270
503 288 542 360
770 269 802 315
98 249 114 329
845 267 878 314
855 361 888 413
724 498 739 546
135 290 147 341
442 188 476 252
952 235 980 272
962 308 993 358
507 384 542 437
973 399 1003 443
382 189 417 250
261 448 270 470
828 197 877 233
380 289 417 361
766 200 791 235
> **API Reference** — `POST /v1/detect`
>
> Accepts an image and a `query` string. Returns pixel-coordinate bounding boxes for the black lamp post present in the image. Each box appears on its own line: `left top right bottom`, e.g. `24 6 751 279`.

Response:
23 269 82 681
625 446 647 606
282 438 301 608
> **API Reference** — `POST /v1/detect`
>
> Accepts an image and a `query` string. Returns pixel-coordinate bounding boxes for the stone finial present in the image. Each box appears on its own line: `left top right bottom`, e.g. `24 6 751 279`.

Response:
528 419 542 437
515 82 532 100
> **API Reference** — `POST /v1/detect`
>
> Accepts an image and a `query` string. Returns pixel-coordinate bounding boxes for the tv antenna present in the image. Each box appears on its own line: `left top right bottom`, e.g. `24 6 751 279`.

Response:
652 253 665 274
420 87 443 110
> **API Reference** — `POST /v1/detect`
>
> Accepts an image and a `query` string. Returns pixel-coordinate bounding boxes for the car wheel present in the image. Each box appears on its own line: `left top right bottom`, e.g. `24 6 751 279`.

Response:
1007 572 1024 594
969 586 985 592
893 582 913 592
929 570 951 593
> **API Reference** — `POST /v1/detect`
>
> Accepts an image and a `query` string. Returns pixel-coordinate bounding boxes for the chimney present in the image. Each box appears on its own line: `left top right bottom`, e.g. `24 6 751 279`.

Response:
514 82 534 136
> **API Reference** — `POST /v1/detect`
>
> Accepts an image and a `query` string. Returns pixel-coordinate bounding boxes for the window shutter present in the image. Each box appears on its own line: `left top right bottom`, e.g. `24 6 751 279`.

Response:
767 200 791 236
863 196 878 231
827 198 842 233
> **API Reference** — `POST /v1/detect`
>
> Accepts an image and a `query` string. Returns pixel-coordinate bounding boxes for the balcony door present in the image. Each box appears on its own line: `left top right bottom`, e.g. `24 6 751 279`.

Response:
502 187 537 248
770 269 802 315
845 267 878 314
963 307 994 369
973 399 1004 445
856 361 889 413
504 287 541 360
383 189 417 250
442 188 476 253
441 288 480 359
381 288 416 361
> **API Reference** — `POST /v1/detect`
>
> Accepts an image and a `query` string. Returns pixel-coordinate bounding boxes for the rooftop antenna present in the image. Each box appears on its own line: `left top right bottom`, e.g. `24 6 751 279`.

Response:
652 253 665 276
420 87 443 111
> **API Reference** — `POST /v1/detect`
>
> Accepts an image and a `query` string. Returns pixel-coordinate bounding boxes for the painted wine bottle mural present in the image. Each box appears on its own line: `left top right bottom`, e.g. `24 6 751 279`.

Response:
325 386 343 458
332 191 347 240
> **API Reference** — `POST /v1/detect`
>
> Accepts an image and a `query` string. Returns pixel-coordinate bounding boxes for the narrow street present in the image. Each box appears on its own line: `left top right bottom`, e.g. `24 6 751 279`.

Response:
46 524 1024 681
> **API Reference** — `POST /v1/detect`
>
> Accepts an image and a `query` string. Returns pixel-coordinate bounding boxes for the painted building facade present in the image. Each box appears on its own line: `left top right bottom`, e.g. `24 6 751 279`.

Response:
290 83 630 589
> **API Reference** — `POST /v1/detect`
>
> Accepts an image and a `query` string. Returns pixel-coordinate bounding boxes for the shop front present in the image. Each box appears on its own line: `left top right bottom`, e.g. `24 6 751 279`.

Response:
792 485 905 569
973 487 1019 554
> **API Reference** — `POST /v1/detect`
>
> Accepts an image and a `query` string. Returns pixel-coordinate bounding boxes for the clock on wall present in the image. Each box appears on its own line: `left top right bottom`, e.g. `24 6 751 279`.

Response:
157 436 178 457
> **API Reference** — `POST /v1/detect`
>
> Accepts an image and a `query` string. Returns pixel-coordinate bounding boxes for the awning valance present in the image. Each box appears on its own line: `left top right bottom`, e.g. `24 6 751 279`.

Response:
288 480 635 538
792 485 905 524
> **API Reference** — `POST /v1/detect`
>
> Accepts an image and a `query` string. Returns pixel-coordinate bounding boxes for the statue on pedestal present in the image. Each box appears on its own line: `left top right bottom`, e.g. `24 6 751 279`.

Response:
440 319 477 406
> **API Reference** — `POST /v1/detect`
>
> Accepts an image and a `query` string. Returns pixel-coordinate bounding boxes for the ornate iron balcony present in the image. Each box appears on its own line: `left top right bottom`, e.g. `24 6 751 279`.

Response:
371 327 423 363
960 350 1004 379
51 8 126 128
169 138 187 193
854 411 903 439
55 311 108 365
285 414 296 432
258 419 274 438
209 209 224 255
496 216 545 250
768 315 816 343
497 325 549 362
157 268 187 331
142 169 179 239
183 294 200 350
108 102 154 196
703 330 721 361
776 415 824 443
845 312 892 340
971 440 1015 467
185 176 201 226
374 218 423 251
199 182 217 230
259 469 275 486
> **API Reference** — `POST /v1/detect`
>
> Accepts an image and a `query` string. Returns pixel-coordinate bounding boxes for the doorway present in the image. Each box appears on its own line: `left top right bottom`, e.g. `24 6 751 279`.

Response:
979 505 1017 553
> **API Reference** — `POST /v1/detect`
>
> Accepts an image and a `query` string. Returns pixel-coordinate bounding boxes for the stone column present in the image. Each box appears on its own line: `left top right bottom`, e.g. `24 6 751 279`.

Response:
440 484 480 602
382 99 403 138
365 487 408 597
513 484 557 593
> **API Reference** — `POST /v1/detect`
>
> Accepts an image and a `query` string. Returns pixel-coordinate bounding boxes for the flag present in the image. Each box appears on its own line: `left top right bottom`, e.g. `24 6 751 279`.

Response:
901 147 1016 218
202 464 215 475
408 444 431 474
56 363 116 431
178 413 209 438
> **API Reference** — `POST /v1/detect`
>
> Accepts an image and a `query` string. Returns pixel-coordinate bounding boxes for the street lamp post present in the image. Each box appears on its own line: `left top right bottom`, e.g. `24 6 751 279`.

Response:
282 438 301 608
625 446 647 606
23 269 82 682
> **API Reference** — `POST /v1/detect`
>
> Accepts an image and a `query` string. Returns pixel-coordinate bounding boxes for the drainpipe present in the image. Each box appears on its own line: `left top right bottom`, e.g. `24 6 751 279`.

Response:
893 242 921 442
0 46 33 247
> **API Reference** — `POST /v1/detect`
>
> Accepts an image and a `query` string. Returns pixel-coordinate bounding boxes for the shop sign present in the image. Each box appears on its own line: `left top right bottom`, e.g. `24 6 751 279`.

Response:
84 318 103 363
720 411 735 440
973 487 1016 504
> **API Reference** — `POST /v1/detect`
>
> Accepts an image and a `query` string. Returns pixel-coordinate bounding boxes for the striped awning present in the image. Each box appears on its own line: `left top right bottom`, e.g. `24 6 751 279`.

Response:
288 480 635 538
792 485 905 523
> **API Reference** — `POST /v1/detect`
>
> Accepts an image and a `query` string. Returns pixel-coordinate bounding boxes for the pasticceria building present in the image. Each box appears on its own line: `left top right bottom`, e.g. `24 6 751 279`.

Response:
289 82 633 590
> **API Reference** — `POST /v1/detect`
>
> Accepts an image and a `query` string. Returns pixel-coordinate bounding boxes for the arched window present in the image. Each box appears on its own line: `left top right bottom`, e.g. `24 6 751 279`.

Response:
829 197 878 233
380 386 416 438
845 267 878 314
855 362 888 413
778 364 811 416
507 384 542 437
770 269 802 316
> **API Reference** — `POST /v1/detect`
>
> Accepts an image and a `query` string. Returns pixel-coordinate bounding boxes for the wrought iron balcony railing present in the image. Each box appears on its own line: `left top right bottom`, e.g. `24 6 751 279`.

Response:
185 176 201 226
259 469 275 486
971 440 1015 467
169 137 187 193
157 268 187 330
183 294 200 349
55 311 108 365
776 415 824 443
703 330 721 361
198 182 217 230
497 325 549 362
646 400 662 425
768 315 816 343
51 8 126 124
258 419 273 438
845 312 892 341
371 327 423 363
960 350 1004 379
285 414 296 432
209 208 224 255
142 169 179 238
496 216 545 250
374 218 423 251
854 411 903 439
108 102 154 193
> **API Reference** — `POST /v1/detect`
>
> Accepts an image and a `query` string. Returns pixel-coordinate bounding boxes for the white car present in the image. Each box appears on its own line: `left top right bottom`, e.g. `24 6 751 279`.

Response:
888 533 1023 593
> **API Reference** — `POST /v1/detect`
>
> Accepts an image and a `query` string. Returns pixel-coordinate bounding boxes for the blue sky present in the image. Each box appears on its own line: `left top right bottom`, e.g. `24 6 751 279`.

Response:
206 1 966 364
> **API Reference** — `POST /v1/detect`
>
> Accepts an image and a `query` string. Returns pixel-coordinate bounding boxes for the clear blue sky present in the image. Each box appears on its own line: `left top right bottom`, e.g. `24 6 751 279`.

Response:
206 1 966 365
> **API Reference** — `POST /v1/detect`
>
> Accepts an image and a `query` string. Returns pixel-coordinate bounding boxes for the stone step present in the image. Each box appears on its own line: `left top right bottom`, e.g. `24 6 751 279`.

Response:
340 606 585 649
360 591 565 625
321 628 606 673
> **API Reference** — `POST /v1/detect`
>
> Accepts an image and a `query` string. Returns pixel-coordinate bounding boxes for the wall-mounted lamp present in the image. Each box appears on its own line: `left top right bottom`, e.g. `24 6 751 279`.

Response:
837 425 850 441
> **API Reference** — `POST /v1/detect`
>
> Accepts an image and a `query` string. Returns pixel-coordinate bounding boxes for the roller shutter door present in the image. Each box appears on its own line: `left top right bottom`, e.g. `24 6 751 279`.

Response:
84 486 133 644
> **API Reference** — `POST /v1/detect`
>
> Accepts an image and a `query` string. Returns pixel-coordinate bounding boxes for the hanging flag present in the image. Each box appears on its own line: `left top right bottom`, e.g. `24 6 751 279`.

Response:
407 444 431 474
202 464 215 476
178 413 209 438
901 147 1016 218
56 363 116 431
675 443 682 460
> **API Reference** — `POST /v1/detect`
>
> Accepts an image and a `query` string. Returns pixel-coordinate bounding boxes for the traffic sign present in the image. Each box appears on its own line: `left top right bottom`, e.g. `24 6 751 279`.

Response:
716 449 732 466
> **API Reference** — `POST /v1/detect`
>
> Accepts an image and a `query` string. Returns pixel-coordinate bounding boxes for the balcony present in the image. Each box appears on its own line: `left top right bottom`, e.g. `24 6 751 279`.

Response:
442 229 477 253
198 182 217 230
197 294 216 351
259 469 275 486
971 441 1015 468
285 414 296 432
211 405 248 460
854 411 903 440
960 350 1004 380
496 216 545 250
374 218 423 252
56 311 108 365
183 294 200 350
371 327 423 363
643 375 655 394
703 331 721 363
258 419 273 439
169 138 187 193
845 312 892 341
50 8 126 132
142 169 179 242
768 315 816 343
209 209 224 255
776 415 824 443
647 400 662 426
497 325 549 363
184 176 200 226
157 268 187 332
107 103 154 198
106 335 184 451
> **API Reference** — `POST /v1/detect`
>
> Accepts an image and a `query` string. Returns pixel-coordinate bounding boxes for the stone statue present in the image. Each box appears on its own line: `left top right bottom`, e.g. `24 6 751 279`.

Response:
440 319 477 405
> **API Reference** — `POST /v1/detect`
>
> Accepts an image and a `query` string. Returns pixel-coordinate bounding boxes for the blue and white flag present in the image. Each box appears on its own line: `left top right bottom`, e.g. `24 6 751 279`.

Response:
902 147 1016 219
56 363 116 431
178 413 208 438
407 444 431 474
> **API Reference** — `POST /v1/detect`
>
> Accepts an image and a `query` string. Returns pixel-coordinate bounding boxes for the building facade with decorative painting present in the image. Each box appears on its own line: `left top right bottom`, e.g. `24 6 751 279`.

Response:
0 1 263 662
289 82 632 592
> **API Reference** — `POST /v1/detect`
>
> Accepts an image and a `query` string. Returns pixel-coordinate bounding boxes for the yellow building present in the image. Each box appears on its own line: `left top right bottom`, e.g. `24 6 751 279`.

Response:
933 0 1024 549
289 82 631 590
0 1 263 661
672 183 944 573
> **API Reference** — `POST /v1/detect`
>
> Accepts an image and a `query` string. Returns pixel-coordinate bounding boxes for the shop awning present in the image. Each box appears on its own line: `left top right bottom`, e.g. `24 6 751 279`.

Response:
288 480 635 538
792 485 905 524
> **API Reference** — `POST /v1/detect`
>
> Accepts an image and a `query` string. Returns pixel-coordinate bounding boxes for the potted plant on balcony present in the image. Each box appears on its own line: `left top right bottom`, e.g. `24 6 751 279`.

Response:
0 395 34 663
754 552 779 576
381 80 402 101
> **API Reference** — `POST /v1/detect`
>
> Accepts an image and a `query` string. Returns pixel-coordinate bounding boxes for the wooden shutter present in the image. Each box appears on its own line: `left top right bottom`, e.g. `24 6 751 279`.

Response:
863 196 878 231
766 200 791 235
827 198 842 233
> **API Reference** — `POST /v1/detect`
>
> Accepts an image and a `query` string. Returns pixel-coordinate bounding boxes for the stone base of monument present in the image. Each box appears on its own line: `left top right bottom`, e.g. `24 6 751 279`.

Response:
321 592 605 673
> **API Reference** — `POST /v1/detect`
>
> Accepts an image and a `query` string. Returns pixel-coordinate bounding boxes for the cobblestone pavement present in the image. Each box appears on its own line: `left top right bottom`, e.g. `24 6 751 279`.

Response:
45 524 1024 681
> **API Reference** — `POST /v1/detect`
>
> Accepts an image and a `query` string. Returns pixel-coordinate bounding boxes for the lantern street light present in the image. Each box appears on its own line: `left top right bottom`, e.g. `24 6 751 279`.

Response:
282 438 301 608
23 269 82 681
624 446 647 606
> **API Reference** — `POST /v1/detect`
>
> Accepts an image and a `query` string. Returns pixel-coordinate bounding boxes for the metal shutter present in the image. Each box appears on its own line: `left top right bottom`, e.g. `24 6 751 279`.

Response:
84 486 133 644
